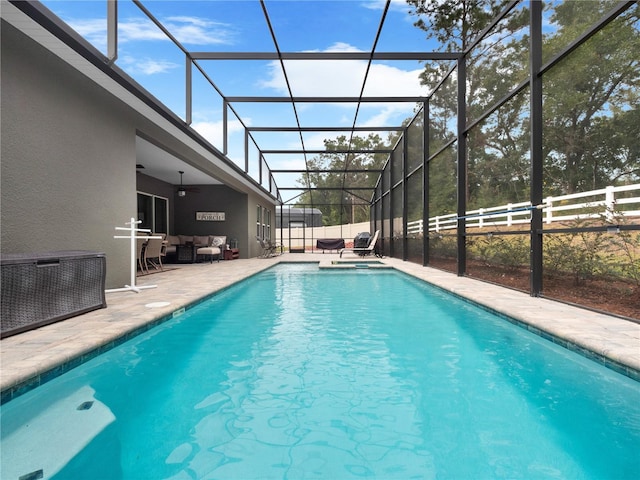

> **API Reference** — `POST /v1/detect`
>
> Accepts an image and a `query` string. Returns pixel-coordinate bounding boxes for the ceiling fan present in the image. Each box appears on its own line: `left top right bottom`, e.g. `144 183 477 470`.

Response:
176 170 200 196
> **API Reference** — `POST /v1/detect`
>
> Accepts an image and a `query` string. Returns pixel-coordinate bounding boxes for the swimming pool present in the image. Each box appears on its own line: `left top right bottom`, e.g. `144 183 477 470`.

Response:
2 263 639 479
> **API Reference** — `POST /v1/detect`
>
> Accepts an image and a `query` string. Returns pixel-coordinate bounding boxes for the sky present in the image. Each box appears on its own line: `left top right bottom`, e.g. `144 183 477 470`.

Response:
40 0 445 199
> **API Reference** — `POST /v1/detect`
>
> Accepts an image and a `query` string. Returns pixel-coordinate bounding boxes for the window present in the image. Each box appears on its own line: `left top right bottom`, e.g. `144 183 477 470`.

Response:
256 205 262 238
154 196 167 233
256 205 272 239
265 208 271 240
137 192 168 233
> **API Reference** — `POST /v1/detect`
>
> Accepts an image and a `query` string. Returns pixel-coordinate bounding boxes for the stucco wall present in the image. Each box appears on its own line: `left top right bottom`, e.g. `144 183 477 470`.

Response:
171 184 250 257
2 17 278 290
1 21 133 288
247 194 278 259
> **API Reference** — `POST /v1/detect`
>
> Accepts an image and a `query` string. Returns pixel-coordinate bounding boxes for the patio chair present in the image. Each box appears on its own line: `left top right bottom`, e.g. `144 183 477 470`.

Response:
256 236 277 258
144 237 164 271
266 238 283 256
136 238 148 275
256 236 268 258
339 230 380 258
153 233 168 261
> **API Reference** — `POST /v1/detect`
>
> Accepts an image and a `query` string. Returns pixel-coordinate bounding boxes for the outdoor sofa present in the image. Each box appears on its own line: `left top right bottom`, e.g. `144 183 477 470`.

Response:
165 235 228 263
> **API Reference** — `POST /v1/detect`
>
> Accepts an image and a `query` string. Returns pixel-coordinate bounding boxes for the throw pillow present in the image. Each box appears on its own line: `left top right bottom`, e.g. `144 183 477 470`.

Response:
194 235 209 246
210 236 225 247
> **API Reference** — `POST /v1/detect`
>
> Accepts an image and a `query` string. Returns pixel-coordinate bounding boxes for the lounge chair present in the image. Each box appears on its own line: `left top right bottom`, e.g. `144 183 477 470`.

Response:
256 236 270 257
266 238 283 256
339 230 380 258
257 236 281 257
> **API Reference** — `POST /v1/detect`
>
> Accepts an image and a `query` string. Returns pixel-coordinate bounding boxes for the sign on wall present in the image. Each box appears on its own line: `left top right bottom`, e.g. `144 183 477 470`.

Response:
196 211 225 221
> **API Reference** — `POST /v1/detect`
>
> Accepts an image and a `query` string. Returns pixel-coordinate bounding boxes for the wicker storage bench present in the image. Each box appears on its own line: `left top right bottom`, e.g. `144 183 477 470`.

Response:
1 251 106 338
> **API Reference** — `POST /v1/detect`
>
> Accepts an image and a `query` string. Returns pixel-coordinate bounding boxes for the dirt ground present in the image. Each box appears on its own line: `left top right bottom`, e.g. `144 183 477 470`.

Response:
428 258 640 321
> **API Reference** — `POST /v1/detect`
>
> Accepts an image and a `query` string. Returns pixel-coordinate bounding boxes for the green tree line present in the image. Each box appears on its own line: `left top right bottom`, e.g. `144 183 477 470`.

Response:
294 134 390 225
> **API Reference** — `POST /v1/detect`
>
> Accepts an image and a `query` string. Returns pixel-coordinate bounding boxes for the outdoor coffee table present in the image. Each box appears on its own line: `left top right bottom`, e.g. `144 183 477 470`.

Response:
176 244 197 263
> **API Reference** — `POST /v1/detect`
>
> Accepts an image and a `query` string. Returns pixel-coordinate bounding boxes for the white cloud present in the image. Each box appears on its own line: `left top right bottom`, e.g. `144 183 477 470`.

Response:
118 19 168 42
163 16 236 45
67 15 235 49
259 42 426 98
364 63 426 96
67 18 108 46
68 18 107 38
361 0 409 11
166 16 215 28
323 42 363 53
119 56 179 75
359 105 411 127
256 42 427 127
192 118 246 146
297 132 333 150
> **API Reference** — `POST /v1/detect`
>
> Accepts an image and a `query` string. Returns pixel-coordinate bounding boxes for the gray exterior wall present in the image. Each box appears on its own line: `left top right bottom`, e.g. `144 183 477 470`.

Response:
247 194 276 259
136 172 270 259
2 19 277 289
172 185 246 239
135 153 276 261
1 21 134 288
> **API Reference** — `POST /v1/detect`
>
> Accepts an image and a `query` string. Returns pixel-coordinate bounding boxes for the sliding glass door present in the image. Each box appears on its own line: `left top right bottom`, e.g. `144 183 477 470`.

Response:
137 192 168 233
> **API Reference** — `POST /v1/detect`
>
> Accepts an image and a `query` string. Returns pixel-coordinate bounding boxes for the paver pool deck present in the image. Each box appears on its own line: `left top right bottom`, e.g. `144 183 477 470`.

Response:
2 253 639 402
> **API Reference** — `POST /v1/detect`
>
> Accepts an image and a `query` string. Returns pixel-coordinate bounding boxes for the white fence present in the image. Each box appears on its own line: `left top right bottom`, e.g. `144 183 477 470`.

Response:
276 222 370 250
408 184 640 235
276 185 639 248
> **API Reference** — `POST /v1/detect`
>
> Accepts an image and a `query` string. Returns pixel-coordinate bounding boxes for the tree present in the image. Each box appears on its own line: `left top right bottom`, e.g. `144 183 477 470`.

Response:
408 0 513 52
542 2 640 194
295 134 389 225
408 0 531 209
409 0 639 200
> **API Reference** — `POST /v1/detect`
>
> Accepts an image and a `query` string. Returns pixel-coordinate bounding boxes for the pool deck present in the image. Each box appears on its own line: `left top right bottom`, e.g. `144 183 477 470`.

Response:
2 253 639 402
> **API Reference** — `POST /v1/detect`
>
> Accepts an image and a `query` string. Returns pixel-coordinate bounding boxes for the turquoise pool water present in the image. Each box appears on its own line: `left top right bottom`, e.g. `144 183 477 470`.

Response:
2 264 639 479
